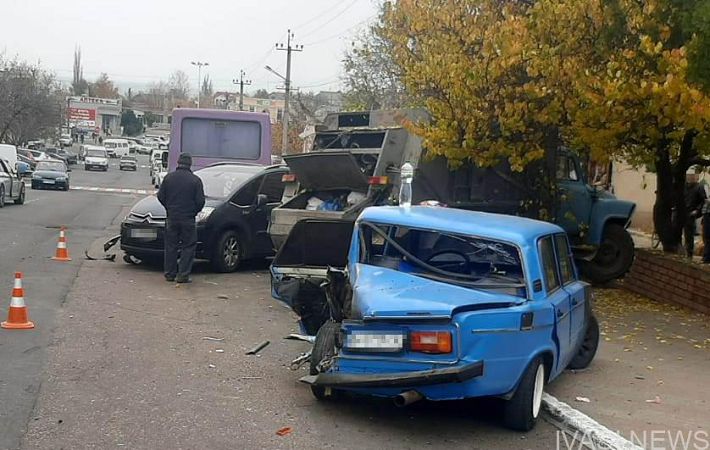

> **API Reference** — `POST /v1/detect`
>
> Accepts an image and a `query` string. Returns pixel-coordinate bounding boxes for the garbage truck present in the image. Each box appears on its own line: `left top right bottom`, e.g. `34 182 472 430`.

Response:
269 110 635 283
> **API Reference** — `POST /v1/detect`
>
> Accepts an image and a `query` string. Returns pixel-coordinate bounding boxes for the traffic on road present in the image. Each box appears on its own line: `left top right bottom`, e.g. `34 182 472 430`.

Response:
1 2 709 449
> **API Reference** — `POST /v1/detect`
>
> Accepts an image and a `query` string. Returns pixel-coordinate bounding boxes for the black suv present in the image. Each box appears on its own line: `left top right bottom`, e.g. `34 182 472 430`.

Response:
120 163 288 272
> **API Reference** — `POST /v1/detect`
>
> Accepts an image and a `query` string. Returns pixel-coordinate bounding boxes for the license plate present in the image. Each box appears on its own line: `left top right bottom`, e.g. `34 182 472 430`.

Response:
130 228 157 239
345 332 405 352
43 179 55 184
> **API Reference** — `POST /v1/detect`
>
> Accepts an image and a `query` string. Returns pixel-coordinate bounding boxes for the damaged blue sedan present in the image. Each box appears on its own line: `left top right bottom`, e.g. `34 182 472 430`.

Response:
271 206 600 431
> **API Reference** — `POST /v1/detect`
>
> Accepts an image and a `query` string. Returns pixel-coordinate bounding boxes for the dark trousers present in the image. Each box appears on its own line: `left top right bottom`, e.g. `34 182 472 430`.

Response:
684 218 697 258
703 215 710 263
164 219 197 279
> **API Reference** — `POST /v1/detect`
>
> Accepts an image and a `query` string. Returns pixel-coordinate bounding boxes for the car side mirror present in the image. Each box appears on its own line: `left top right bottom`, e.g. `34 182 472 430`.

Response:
255 194 268 209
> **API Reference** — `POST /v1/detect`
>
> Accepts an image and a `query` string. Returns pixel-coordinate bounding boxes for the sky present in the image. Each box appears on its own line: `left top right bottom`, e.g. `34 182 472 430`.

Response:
1 0 378 95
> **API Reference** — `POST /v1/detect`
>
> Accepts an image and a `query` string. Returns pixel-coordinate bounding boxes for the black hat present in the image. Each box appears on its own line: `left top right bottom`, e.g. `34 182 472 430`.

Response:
178 152 192 167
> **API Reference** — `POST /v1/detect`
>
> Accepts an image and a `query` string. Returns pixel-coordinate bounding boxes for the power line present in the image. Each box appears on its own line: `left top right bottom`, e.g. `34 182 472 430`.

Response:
292 0 344 30
298 0 360 40
303 15 376 46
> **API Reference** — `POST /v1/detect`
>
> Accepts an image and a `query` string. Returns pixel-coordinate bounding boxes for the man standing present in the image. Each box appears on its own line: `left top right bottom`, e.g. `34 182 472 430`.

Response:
157 153 205 283
684 171 706 259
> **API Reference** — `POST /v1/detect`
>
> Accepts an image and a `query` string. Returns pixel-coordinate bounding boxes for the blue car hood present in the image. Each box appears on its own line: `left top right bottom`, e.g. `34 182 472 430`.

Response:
351 264 525 319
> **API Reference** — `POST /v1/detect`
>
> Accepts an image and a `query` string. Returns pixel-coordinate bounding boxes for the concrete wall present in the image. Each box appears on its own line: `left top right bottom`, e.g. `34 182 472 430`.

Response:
611 162 657 232
622 249 710 314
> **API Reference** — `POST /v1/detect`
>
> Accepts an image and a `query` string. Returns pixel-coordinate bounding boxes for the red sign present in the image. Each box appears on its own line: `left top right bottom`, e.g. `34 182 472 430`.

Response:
67 108 96 121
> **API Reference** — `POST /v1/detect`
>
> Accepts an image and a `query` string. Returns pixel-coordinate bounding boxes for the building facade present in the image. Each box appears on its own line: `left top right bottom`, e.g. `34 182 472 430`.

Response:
66 96 122 135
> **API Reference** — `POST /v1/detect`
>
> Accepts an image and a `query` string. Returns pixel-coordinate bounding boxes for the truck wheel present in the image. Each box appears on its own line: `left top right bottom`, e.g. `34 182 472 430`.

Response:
568 314 600 370
310 321 341 400
581 224 634 284
211 230 243 273
14 185 25 204
0 185 5 208
503 357 545 431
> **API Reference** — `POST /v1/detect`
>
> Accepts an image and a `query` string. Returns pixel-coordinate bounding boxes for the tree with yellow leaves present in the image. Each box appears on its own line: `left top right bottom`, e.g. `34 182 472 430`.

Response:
380 0 710 252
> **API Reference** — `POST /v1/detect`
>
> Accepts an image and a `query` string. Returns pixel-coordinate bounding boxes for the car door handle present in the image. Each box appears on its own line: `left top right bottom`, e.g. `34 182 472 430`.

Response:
571 299 578 306
557 310 564 318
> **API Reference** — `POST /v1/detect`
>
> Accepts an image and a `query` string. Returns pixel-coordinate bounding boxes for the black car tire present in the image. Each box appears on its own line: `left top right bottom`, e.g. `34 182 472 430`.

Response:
211 230 243 273
568 314 600 370
14 185 25 204
63 182 70 192
310 321 342 400
580 224 634 284
0 185 5 208
503 357 545 432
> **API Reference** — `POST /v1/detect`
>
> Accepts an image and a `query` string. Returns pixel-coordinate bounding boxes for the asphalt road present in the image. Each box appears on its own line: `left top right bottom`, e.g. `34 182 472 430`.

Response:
0 154 565 449
0 154 154 450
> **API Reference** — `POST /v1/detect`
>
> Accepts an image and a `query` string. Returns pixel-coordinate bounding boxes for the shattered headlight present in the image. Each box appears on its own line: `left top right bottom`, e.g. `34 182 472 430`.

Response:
196 206 215 223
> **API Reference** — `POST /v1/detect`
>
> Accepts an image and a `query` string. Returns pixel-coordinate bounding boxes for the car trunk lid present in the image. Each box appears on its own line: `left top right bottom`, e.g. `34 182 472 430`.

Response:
284 151 370 191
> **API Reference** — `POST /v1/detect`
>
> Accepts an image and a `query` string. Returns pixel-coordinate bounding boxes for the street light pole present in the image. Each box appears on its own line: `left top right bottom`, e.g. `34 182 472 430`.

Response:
232 70 252 111
191 61 209 108
275 30 303 155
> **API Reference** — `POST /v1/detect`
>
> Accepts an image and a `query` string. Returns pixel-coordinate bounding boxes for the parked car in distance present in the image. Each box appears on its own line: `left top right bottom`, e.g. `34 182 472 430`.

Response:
0 157 26 207
84 147 109 171
52 148 78 165
119 155 138 171
104 138 131 158
28 149 53 162
121 163 288 272
59 133 73 147
31 160 70 191
272 206 600 432
16 153 36 172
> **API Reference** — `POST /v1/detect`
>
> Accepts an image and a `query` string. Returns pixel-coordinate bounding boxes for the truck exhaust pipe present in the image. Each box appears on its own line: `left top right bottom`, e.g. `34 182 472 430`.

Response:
394 390 424 407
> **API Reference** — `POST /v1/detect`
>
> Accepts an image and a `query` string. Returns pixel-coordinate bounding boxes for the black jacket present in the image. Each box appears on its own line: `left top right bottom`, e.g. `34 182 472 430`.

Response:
685 182 706 219
157 166 206 220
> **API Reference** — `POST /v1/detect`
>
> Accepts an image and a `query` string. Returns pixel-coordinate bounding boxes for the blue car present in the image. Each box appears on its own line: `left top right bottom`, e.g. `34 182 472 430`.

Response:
271 206 600 431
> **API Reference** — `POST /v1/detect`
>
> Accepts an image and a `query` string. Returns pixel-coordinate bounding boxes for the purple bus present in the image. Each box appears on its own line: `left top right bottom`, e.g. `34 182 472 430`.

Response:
168 108 272 171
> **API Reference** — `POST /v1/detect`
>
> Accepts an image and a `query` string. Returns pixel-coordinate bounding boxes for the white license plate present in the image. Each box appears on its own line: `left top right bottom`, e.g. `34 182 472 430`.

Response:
43 179 55 184
130 229 157 239
346 332 404 352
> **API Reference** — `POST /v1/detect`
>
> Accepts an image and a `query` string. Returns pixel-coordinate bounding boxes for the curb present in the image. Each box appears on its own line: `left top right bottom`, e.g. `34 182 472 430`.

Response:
542 393 643 450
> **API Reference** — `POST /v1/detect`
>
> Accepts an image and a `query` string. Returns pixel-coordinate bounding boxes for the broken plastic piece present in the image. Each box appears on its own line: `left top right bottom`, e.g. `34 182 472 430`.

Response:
276 427 292 436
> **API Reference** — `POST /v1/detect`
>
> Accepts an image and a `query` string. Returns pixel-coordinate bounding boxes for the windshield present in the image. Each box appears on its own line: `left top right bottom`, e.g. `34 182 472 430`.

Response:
359 222 526 297
36 161 66 172
87 149 106 158
196 166 256 199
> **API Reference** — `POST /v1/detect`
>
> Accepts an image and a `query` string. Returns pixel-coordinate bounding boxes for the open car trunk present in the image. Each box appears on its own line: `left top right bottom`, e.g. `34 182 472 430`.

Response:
270 152 383 249
270 219 355 335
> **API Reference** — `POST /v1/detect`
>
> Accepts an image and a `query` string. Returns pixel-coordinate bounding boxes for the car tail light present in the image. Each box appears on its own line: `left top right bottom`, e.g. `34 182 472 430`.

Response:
410 331 452 354
368 176 389 185
282 174 296 182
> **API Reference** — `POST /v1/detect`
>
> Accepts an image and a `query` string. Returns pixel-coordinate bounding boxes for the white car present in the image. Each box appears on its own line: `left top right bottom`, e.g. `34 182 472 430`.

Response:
84 147 109 171
59 134 73 147
104 139 131 158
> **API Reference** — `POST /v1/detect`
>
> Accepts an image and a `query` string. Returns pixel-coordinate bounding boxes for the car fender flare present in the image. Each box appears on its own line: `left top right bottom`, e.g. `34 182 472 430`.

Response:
499 348 556 401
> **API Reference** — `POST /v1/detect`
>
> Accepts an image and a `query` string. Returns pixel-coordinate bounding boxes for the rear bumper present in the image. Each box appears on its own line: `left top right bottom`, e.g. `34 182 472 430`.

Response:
301 360 484 388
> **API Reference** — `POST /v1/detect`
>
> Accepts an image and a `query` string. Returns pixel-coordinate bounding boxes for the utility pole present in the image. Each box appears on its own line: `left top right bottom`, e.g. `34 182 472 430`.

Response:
191 61 209 108
276 29 303 155
232 70 252 111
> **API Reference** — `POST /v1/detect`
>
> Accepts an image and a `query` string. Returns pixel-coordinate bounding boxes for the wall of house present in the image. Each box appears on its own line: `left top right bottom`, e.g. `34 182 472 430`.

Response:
611 162 657 232
622 249 710 314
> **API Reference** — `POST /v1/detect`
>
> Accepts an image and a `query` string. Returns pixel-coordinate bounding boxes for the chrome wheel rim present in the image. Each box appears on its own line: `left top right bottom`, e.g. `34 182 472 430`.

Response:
532 363 545 418
223 237 240 268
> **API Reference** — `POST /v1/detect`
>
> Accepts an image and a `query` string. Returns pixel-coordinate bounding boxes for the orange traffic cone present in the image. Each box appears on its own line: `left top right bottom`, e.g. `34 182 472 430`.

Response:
51 226 72 261
1 272 34 329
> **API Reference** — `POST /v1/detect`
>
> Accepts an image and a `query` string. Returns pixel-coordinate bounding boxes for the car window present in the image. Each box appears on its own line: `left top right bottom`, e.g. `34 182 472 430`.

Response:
231 177 261 206
538 236 560 292
556 156 579 181
259 172 286 203
360 223 526 297
555 234 575 284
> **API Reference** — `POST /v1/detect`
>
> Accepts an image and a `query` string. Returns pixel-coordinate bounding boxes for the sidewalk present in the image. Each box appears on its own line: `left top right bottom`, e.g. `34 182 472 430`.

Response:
546 286 709 441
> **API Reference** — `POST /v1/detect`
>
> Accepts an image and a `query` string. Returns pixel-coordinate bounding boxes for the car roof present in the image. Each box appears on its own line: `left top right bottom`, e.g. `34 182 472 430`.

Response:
358 206 564 245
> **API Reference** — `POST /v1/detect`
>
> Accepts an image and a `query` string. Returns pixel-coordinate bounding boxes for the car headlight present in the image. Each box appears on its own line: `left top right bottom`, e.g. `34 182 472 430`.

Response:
56 176 66 181
195 206 215 223
32 174 41 179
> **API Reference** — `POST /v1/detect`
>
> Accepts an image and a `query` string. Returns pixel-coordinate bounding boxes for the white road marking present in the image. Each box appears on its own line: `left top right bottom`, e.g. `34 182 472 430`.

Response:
542 393 643 450
70 186 155 196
